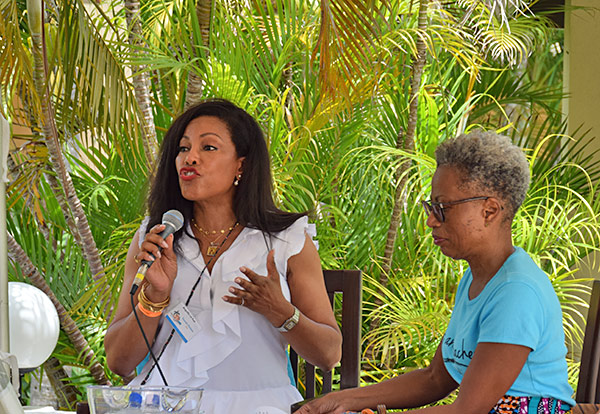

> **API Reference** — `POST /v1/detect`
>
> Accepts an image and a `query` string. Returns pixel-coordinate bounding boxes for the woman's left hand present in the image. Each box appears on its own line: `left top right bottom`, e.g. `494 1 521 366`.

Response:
223 249 294 327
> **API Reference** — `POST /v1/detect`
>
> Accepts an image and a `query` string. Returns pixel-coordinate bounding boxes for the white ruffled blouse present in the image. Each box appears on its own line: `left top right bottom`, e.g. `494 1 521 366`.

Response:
130 216 315 413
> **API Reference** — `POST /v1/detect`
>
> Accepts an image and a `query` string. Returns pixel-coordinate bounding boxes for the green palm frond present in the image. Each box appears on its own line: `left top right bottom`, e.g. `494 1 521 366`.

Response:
210 0 320 105
55 0 146 162
456 0 536 30
67 137 147 247
362 269 451 371
314 0 389 103
2 0 148 168
466 69 564 122
198 58 257 108
476 16 548 64
0 0 36 117
516 123 600 195
438 0 556 67
426 11 485 73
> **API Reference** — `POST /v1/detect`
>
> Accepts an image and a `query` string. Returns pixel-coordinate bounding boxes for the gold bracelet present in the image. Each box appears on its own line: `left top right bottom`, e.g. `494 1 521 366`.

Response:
137 284 170 313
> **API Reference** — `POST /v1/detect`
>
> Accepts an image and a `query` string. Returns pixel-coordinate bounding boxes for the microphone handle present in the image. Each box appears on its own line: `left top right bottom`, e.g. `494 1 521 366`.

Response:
130 261 151 295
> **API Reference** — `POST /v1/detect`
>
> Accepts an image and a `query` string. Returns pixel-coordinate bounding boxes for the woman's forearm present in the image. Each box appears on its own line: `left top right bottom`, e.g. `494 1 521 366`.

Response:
281 308 342 371
345 366 455 411
104 306 161 376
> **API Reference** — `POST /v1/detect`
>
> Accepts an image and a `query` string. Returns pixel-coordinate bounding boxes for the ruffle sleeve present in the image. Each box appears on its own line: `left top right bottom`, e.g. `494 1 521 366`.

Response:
272 216 316 278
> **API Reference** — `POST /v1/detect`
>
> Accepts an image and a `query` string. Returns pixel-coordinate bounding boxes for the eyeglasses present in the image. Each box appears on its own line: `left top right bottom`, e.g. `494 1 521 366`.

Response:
421 196 489 223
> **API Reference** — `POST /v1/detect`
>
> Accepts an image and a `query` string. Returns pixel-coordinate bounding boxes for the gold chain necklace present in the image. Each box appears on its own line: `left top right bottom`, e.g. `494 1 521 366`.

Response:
192 220 238 236
192 220 239 256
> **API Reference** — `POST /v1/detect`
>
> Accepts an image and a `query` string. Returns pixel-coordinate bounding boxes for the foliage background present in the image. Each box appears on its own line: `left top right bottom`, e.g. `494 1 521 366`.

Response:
1 0 599 408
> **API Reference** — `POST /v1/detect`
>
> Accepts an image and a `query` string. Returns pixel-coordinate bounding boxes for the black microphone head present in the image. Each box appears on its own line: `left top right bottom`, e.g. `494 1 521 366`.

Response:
162 209 184 233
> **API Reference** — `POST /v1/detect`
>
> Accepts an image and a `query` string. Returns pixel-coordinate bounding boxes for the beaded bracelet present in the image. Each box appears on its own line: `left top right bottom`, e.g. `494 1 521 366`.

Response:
137 303 162 318
137 283 170 313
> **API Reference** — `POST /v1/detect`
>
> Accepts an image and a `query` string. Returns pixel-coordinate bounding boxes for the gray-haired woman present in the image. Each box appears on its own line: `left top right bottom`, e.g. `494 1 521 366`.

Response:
295 130 574 414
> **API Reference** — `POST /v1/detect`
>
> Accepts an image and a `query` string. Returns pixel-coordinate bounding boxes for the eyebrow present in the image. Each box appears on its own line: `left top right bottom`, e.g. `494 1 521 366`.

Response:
181 132 224 141
432 197 453 204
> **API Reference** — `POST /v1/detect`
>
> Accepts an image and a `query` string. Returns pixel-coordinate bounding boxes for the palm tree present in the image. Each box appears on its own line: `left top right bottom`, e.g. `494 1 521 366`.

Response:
184 0 213 110
123 0 159 162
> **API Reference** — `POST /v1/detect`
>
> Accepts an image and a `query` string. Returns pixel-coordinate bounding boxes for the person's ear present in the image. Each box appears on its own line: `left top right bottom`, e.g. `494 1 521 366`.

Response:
237 157 246 175
482 197 504 226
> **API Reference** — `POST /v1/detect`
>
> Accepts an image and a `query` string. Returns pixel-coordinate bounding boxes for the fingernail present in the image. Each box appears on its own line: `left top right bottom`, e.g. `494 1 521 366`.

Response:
161 241 168 248
235 278 241 284
239 266 246 272
229 287 235 293
222 296 229 302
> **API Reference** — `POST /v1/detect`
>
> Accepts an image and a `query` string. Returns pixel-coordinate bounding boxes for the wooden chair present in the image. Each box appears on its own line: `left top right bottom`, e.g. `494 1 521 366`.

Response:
289 269 362 398
576 279 600 404
572 404 600 414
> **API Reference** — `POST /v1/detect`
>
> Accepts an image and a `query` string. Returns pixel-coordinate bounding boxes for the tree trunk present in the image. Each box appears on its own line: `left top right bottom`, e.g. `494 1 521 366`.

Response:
27 0 108 288
184 0 213 110
43 357 82 409
124 0 159 163
7 234 110 385
283 61 294 127
381 0 429 289
367 0 430 353
19 89 81 262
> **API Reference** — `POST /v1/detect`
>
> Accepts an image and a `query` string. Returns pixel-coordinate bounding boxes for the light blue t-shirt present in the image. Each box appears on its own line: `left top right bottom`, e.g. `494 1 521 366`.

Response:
442 247 575 407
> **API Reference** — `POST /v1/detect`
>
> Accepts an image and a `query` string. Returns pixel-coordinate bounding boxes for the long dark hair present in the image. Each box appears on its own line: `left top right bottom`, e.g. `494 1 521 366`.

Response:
146 99 306 246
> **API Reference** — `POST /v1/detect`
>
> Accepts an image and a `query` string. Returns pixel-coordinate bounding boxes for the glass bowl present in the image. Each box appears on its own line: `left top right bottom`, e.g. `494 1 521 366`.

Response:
87 385 203 413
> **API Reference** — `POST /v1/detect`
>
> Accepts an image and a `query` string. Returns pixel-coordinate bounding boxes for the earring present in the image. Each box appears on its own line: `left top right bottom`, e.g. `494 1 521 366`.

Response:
233 174 242 186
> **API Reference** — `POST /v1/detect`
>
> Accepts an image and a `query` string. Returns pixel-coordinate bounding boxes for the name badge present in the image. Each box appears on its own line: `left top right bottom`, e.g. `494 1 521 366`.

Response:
165 302 200 343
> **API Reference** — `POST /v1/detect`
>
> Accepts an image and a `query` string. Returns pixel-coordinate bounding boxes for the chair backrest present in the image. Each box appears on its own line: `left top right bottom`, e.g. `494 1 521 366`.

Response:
576 279 600 403
289 269 362 398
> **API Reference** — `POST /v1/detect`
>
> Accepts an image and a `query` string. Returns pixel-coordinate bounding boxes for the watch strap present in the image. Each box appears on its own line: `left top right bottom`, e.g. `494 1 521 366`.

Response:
277 306 300 332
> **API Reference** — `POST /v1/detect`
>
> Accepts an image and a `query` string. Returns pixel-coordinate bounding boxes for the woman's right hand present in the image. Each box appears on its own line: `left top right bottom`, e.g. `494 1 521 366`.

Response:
136 223 178 298
293 392 347 414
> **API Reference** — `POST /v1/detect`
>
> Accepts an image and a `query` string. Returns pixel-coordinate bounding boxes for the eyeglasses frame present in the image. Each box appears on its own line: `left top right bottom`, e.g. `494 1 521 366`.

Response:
422 196 490 223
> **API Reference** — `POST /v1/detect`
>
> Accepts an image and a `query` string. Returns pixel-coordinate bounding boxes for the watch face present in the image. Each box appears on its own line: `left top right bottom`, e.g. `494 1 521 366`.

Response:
279 307 299 332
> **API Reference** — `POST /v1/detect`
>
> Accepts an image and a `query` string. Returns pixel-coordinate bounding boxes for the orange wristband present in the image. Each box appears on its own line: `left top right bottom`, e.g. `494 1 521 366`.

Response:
137 303 162 318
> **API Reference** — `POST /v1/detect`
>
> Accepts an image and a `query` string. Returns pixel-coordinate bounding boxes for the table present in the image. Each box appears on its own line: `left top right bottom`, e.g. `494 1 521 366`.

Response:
23 406 75 413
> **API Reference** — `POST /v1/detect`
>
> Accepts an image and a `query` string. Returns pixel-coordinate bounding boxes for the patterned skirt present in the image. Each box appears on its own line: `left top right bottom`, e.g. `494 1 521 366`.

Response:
490 395 572 414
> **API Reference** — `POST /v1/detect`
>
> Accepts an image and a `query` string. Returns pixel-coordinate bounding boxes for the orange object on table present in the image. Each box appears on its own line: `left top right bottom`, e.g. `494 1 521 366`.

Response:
344 406 386 414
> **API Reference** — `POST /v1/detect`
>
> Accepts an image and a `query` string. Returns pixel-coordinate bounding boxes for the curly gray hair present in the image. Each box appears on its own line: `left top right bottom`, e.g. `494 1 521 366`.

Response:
435 130 530 216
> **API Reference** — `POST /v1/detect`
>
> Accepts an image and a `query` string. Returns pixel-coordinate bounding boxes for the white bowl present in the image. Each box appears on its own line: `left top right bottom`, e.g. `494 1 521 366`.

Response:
87 385 203 413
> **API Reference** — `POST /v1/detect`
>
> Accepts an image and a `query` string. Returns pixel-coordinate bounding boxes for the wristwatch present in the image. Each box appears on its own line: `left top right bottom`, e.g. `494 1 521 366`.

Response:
277 306 300 332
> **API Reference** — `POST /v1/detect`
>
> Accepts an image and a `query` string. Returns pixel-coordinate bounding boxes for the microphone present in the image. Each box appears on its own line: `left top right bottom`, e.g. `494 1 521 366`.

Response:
129 209 184 295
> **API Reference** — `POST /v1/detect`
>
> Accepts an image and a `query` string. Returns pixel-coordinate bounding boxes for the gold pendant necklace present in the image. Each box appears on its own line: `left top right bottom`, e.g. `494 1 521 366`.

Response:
192 220 239 257
206 242 220 257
